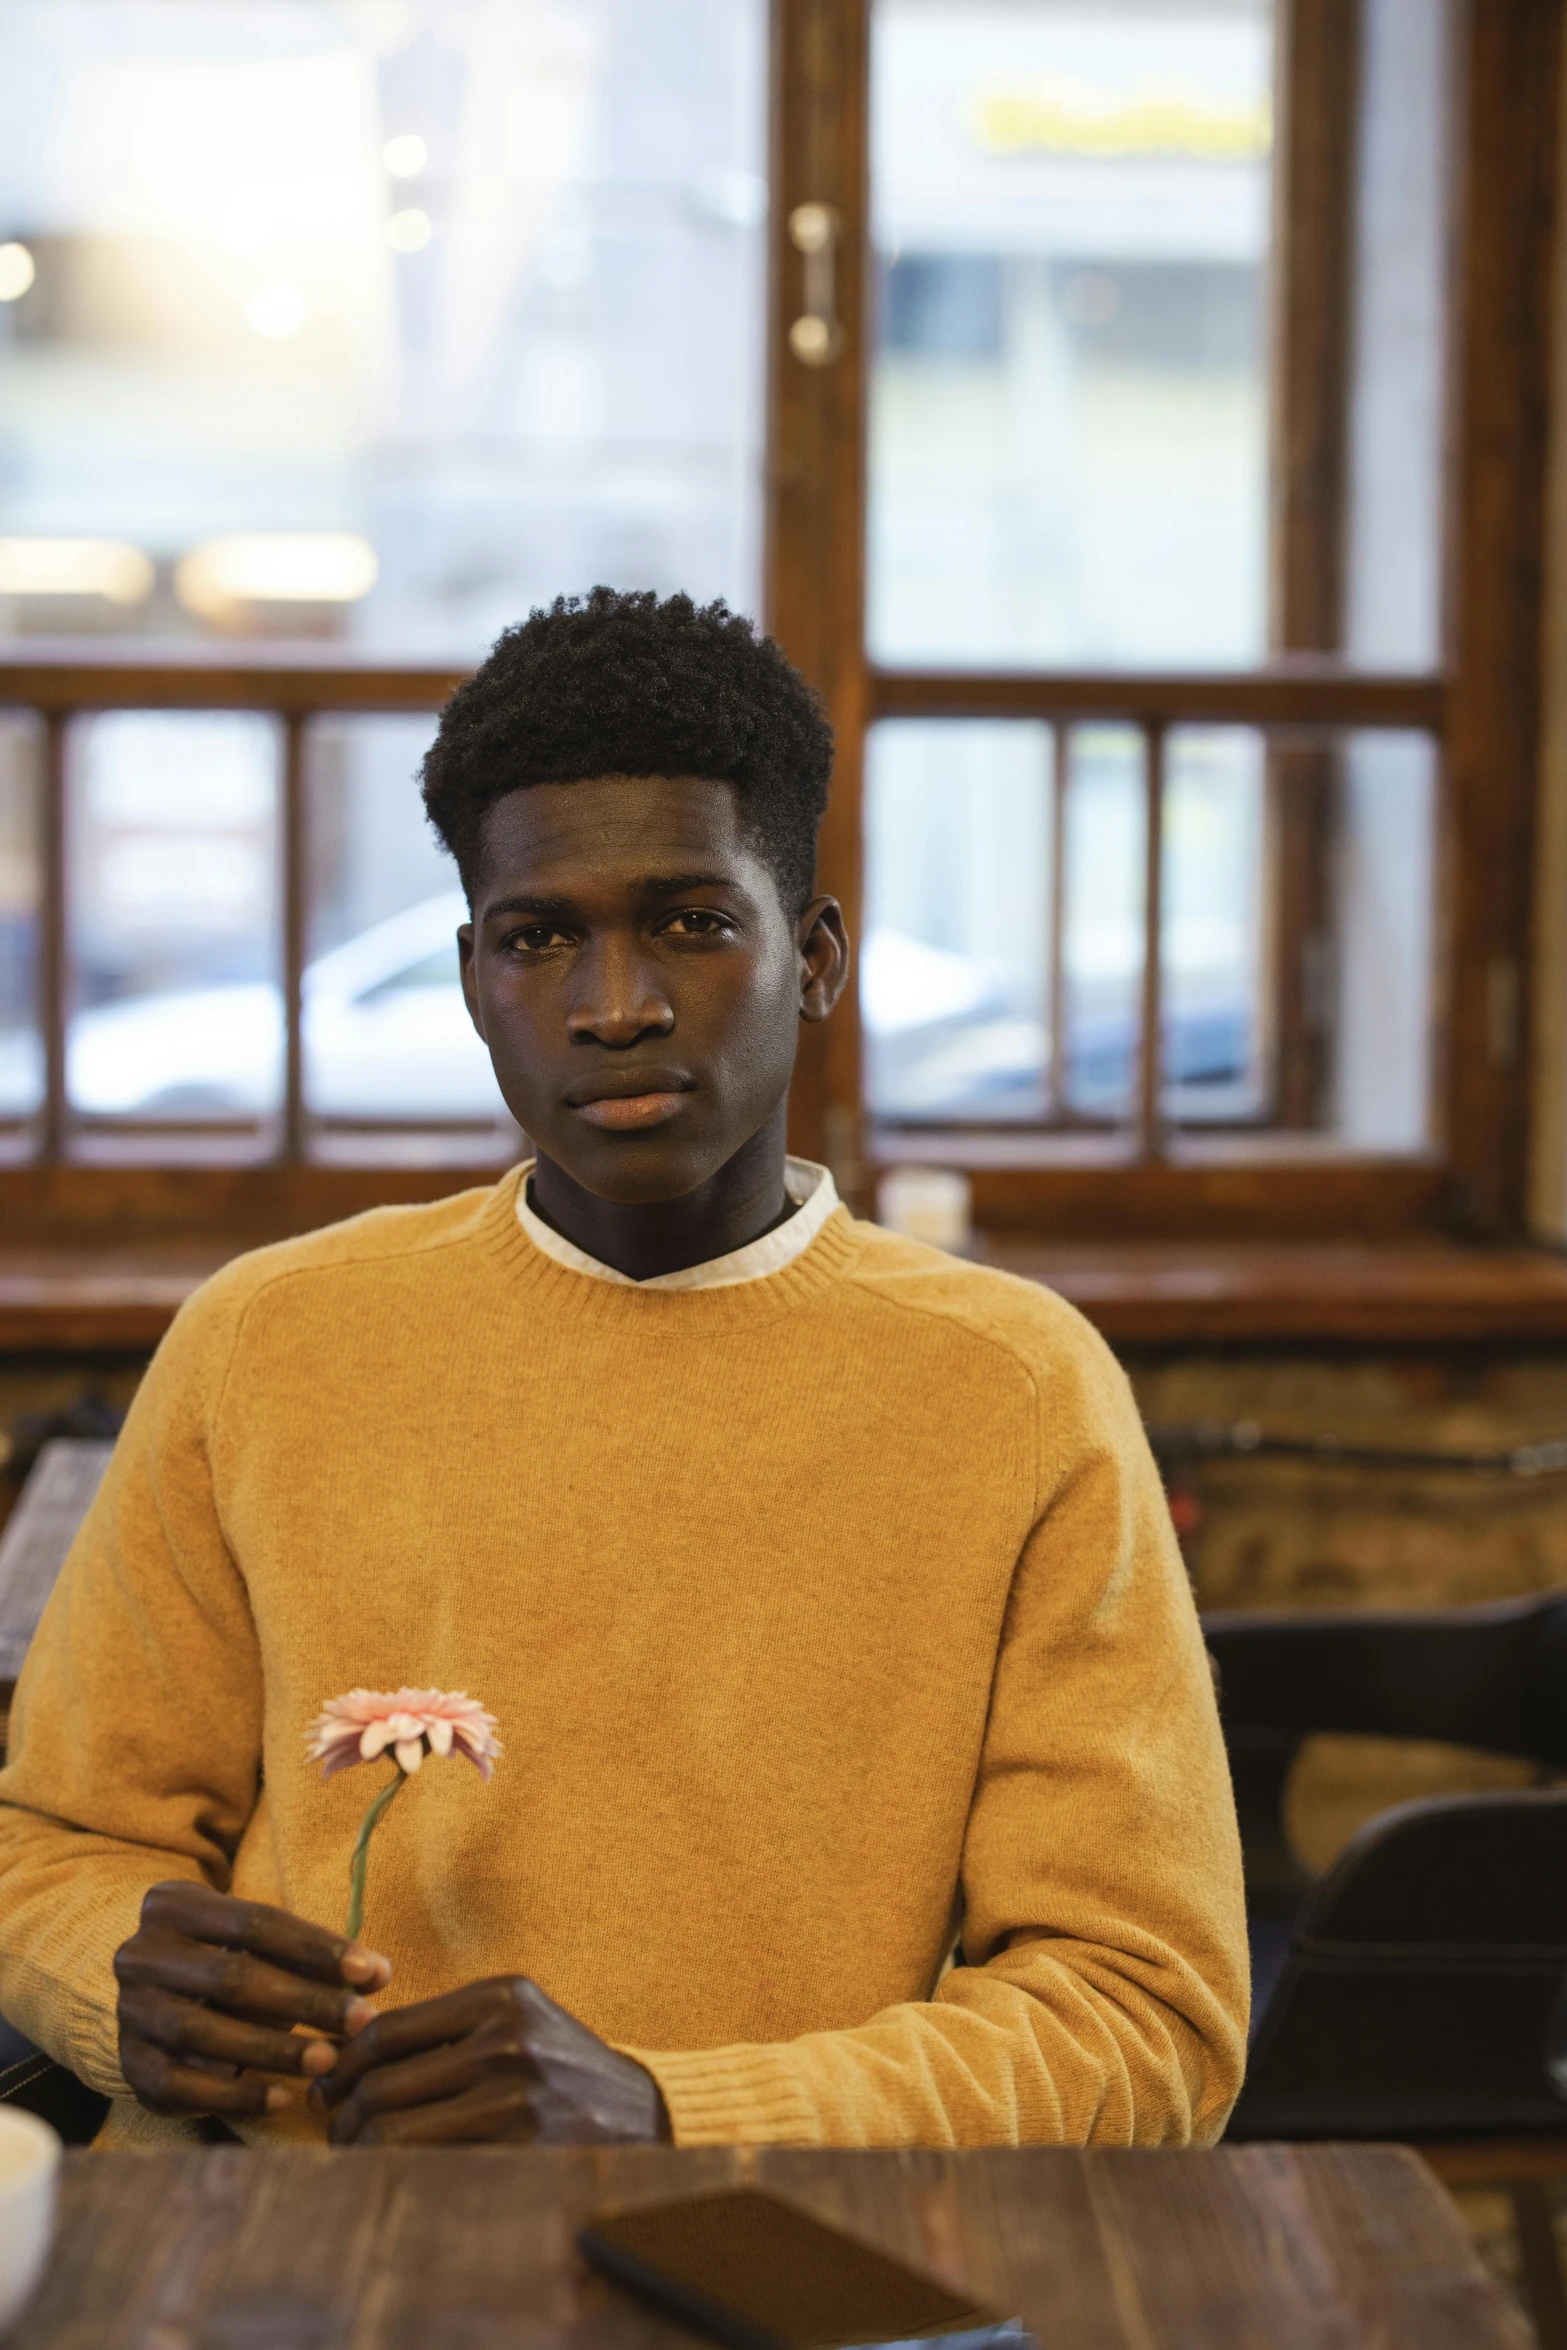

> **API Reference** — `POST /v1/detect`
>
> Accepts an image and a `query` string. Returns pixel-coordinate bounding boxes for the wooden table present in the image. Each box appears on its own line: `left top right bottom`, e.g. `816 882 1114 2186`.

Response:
7 2143 1527 2349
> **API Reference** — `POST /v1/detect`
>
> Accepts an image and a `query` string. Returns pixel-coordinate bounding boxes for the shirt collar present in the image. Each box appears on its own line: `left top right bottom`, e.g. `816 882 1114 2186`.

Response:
515 1157 840 1291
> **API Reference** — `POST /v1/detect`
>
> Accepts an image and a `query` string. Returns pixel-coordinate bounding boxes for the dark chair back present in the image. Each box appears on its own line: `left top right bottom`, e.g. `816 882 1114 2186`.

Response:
1205 1593 1567 2141
1204 1593 1567 1759
1205 1593 1567 1913
1227 1790 1567 2137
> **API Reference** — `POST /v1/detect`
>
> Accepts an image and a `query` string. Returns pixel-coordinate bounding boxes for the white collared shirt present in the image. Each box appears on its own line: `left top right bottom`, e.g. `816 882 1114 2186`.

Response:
515 1157 840 1291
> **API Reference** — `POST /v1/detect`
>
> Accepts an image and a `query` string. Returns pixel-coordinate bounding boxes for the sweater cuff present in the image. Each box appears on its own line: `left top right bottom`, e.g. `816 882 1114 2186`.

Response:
1 1955 128 2101
627 2041 821 2147
66 1984 128 2100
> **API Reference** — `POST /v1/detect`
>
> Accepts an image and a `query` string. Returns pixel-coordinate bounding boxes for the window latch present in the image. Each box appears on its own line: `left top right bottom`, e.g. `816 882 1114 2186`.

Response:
788 203 844 367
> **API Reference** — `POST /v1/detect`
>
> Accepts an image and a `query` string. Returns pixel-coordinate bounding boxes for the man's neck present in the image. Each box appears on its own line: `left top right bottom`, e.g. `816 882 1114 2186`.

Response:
527 1105 796 1282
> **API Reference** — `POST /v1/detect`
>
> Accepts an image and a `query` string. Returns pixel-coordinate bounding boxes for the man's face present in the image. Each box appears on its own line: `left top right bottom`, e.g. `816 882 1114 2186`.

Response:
458 773 846 1203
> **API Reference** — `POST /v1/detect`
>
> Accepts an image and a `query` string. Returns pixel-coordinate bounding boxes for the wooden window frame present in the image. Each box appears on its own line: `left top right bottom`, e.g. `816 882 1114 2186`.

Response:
0 662 482 1246
770 0 1565 1240
0 0 1559 1253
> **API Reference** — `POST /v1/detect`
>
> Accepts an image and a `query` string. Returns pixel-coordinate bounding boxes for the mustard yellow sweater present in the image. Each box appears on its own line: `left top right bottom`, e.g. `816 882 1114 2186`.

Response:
0 1172 1247 2149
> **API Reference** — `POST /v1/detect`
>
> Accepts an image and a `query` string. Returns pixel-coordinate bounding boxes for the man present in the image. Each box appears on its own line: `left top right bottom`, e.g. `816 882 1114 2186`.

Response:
0 589 1247 2149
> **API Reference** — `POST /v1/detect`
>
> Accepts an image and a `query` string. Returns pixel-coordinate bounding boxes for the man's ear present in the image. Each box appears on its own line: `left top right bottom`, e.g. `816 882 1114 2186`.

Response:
797 896 850 1024
457 922 486 1041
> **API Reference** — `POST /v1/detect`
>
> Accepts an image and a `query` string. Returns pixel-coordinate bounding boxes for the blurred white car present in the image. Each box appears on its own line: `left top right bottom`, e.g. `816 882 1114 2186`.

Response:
0 897 1253 1128
0 892 509 1122
861 925 1257 1122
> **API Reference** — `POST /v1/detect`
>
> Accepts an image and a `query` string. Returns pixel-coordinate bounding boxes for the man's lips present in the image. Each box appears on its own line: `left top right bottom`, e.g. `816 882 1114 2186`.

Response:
572 1090 690 1131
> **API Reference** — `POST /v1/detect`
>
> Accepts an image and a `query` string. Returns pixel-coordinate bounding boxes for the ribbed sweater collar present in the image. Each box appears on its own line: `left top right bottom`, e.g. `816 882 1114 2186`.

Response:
474 1163 865 1331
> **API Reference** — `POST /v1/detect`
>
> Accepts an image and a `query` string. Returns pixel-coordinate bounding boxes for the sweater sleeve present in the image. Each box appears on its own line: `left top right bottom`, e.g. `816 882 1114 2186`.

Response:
633 1322 1249 2149
0 1276 264 2096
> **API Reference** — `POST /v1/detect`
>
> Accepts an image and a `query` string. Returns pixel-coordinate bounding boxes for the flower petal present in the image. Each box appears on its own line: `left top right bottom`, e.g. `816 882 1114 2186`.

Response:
305 1715 359 1757
308 1688 500 1781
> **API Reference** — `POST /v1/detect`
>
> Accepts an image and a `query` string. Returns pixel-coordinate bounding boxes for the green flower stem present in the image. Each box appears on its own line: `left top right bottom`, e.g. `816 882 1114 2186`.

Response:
344 1766 406 1942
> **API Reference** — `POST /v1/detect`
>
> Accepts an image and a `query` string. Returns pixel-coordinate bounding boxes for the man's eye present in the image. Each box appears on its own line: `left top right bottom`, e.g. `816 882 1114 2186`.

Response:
661 909 731 938
509 926 572 953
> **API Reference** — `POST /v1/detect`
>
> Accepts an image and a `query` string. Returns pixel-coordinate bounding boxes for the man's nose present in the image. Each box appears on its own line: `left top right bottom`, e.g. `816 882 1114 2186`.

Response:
565 934 675 1047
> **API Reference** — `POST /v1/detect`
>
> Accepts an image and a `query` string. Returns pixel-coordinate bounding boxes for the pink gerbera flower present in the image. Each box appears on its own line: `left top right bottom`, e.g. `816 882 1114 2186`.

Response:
307 1687 502 1941
307 1687 502 1782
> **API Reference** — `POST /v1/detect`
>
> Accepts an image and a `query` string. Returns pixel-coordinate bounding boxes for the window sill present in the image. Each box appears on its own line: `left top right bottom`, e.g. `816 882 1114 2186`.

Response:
987 1237 1567 1345
0 1247 233 1351
5 1235 1567 1353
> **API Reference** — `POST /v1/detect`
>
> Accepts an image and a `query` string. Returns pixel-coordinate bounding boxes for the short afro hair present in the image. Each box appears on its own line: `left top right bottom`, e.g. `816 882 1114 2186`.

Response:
421 587 834 913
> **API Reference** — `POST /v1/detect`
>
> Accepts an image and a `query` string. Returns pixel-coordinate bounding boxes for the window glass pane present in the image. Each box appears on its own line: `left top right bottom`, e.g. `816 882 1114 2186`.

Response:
305 715 512 1154
1329 731 1435 1150
1062 726 1145 1118
66 711 280 1134
868 0 1274 668
0 713 42 1138
862 719 1437 1147
1344 0 1454 669
863 719 1051 1122
1162 725 1266 1121
0 0 766 657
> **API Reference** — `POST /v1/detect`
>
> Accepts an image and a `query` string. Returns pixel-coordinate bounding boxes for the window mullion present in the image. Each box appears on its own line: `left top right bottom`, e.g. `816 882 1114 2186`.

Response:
40 712 68 1165
1046 724 1067 1122
281 712 308 1167
1138 725 1168 1163
768 0 872 1195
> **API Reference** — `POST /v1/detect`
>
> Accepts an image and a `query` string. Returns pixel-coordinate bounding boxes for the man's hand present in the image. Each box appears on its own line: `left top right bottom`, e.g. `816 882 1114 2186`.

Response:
312 1975 671 2146
114 1881 391 2120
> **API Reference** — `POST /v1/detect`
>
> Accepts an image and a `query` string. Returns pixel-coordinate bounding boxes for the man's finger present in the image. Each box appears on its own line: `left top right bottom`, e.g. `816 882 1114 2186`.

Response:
116 1931 377 2036
351 2080 539 2147
322 2038 516 2141
139 1882 390 1990
313 1984 502 2107
120 1985 336 2080
120 2038 289 2121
